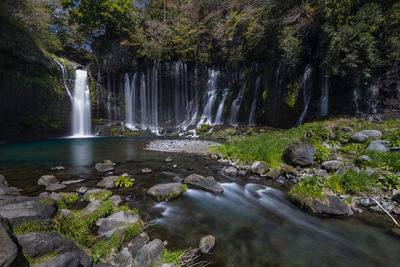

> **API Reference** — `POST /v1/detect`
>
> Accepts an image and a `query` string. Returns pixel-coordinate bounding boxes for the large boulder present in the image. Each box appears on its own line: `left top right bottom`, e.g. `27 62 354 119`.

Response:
133 239 163 267
38 175 59 187
0 196 57 226
351 130 382 143
366 140 390 152
322 160 345 172
199 235 215 254
283 142 316 167
0 216 18 267
97 176 119 189
147 183 185 201
0 184 21 197
35 251 92 267
0 174 8 186
95 160 115 172
250 161 269 175
184 174 223 194
98 211 140 240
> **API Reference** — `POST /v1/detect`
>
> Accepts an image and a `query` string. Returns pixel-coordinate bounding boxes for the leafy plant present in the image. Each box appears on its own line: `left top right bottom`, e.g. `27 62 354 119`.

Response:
163 249 184 266
288 176 326 204
378 173 400 191
313 143 331 163
114 175 135 188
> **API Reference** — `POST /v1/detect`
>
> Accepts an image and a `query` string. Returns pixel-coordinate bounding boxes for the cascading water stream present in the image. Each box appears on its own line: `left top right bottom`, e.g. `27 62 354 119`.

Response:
320 69 329 117
52 58 73 100
229 82 246 125
248 76 261 125
198 69 219 126
297 65 312 125
215 88 229 125
72 69 91 137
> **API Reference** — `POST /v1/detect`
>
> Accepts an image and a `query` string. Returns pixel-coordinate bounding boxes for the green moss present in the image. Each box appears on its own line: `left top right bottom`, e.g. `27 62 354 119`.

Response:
357 150 400 172
285 81 300 108
86 190 112 201
182 184 188 192
60 194 79 208
13 220 53 235
326 170 378 195
82 200 116 228
57 200 67 209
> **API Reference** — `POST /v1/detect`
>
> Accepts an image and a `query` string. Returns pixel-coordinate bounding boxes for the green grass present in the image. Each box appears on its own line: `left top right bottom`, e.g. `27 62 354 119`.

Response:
92 233 122 261
60 193 79 208
327 170 378 194
82 200 116 228
382 130 400 147
357 150 400 172
163 249 183 266
123 222 142 241
288 176 326 205
52 213 90 246
25 251 58 264
13 220 53 235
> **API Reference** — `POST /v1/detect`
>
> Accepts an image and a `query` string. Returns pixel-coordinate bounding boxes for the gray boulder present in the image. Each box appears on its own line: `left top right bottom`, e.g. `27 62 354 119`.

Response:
125 232 150 258
199 235 215 253
358 130 382 139
98 211 140 239
322 160 345 172
0 196 57 226
358 155 372 162
45 183 66 192
250 161 269 175
147 183 185 201
0 216 18 267
0 174 8 186
224 167 238 176
83 189 112 201
133 239 163 267
366 140 390 152
76 186 88 194
283 142 316 167
109 195 123 206
0 184 21 197
184 174 223 194
112 247 133 267
38 175 59 187
81 200 104 216
61 179 84 185
97 176 119 189
35 250 92 267
95 160 115 172
351 133 369 143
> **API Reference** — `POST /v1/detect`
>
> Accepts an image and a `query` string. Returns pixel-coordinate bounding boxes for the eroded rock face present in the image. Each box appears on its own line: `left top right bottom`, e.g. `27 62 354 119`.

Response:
184 174 223 194
0 216 18 267
147 183 185 201
250 161 269 175
112 247 133 267
38 175 59 187
283 142 316 167
133 239 163 267
199 235 215 254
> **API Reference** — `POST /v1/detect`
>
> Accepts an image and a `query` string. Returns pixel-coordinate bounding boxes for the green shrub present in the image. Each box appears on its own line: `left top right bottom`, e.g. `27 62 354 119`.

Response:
338 143 366 153
82 200 115 228
382 130 400 147
313 143 331 163
378 173 400 191
52 213 89 246
114 175 135 188
328 170 378 194
56 201 67 209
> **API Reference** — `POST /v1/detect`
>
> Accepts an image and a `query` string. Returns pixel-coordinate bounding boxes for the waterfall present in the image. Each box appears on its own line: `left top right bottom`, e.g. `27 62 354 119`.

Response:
124 73 137 129
72 69 91 137
320 69 329 117
297 65 312 125
52 58 73 100
215 88 229 125
198 69 219 125
368 83 379 114
248 76 261 126
229 83 246 126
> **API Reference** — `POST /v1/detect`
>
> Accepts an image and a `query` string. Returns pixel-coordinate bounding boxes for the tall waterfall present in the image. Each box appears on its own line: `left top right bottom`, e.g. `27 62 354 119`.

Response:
297 65 312 125
52 58 73 100
198 69 219 125
215 88 229 125
248 76 261 125
320 69 329 117
72 70 91 137
229 82 246 125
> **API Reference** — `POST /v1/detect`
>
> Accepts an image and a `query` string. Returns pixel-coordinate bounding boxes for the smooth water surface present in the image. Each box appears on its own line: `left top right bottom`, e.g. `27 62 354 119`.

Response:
1 138 399 267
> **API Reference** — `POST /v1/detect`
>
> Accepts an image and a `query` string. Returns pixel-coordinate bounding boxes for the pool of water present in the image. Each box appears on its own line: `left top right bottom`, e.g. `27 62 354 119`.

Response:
1 137 399 266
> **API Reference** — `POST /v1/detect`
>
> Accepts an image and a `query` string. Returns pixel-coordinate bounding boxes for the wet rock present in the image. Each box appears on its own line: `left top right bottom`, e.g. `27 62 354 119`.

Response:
366 140 390 152
147 183 185 201
125 232 150 258
0 174 8 186
0 216 18 267
141 168 152 174
266 168 280 179
45 183 66 192
276 176 287 184
112 247 133 267
83 189 112 201
312 169 329 178
97 176 119 189
238 170 248 176
98 211 140 238
351 133 369 143
184 174 223 194
165 156 173 162
36 250 92 267
0 184 21 197
38 175 59 187
76 186 88 194
250 161 269 175
62 179 84 185
224 167 238 176
81 200 103 216
199 235 215 253
109 195 122 206
173 176 183 183
51 166 65 171
0 196 57 226
322 160 345 172
283 142 316 167
358 198 376 207
95 160 115 172
133 239 163 267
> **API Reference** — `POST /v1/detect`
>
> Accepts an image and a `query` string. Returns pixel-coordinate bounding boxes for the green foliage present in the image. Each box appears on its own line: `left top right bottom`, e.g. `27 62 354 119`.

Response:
25 251 58 265
92 233 122 261
285 81 300 108
338 143 366 154
328 170 378 195
52 213 90 246
313 143 331 163
382 130 400 148
13 220 53 235
163 249 183 266
86 190 112 201
57 200 67 210
60 194 79 208
123 222 142 241
82 200 115 228
378 173 400 191
357 150 400 172
288 176 326 204
114 175 135 188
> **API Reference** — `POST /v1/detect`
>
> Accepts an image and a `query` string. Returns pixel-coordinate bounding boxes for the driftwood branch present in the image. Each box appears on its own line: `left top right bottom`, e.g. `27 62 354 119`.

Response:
354 197 400 228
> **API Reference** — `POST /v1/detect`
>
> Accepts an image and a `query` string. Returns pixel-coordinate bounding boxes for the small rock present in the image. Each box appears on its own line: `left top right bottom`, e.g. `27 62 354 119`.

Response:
104 159 114 165
358 130 382 139
283 142 316 167
76 186 88 194
365 168 378 176
109 195 122 206
165 157 173 162
97 176 119 189
60 209 73 216
147 183 185 201
358 155 371 162
366 140 390 152
133 239 163 267
358 198 376 207
224 167 238 176
312 169 329 178
81 200 104 217
250 161 269 175
172 164 178 168
322 160 344 172
51 166 65 171
173 176 183 183
199 235 215 253
238 170 248 176
62 179 84 185
184 174 223 194
276 176 287 184
266 168 280 179
141 168 152 174
95 160 115 172
162 264 175 267
38 175 59 187
45 183 66 192
112 247 133 267
351 133 369 143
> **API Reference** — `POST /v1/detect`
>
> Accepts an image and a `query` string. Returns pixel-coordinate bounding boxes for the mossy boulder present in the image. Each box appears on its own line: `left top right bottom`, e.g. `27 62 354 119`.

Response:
147 183 186 202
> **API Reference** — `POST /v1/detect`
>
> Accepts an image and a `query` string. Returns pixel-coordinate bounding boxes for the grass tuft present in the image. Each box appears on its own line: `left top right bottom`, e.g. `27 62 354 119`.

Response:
13 220 53 235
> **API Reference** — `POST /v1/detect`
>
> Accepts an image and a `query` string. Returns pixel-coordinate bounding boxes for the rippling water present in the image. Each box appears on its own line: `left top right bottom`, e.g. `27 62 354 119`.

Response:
1 138 399 266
